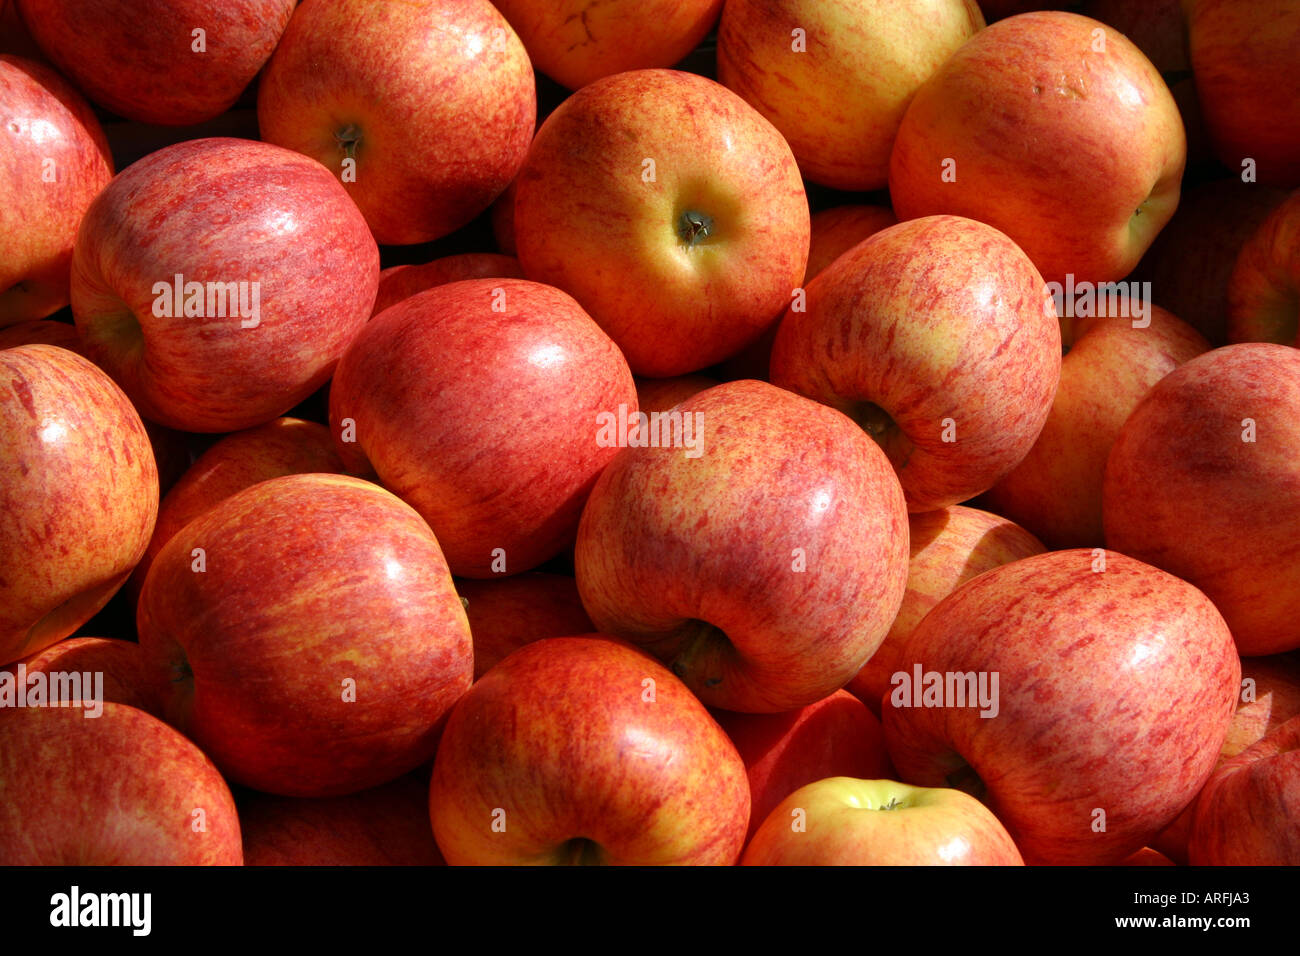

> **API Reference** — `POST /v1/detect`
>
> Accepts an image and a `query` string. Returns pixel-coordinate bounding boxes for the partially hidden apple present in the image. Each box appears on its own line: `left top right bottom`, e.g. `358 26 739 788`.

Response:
458 573 594 680
3 636 161 718
1228 189 1300 348
373 254 524 317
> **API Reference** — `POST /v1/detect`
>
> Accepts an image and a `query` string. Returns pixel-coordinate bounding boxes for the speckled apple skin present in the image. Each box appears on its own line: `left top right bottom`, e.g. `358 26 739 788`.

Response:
883 549 1241 865
258 0 535 246
0 703 243 865
1228 191 1300 347
804 205 898 282
1103 344 1300 656
458 573 594 680
16 0 294 125
137 474 473 798
574 379 909 713
430 635 751 866
514 69 809 377
374 254 524 317
0 55 113 325
330 278 637 579
889 11 1185 285
0 345 158 667
71 137 379 433
3 637 161 718
771 215 1061 512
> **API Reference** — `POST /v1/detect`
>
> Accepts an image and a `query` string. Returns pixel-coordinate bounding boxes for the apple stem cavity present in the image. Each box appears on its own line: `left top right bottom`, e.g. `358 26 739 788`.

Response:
334 123 362 160
676 210 714 248
559 837 603 866
944 761 988 802
667 619 729 689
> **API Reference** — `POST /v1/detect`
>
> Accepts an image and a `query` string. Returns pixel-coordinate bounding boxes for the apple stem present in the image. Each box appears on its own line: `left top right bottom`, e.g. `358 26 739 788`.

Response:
334 123 362 160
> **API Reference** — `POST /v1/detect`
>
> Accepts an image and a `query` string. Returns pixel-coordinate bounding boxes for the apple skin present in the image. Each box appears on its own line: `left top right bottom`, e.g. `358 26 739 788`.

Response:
634 374 719 414
493 0 723 91
373 254 524 317
575 379 909 713
491 179 518 256
805 205 898 283
71 137 379 433
713 690 891 844
889 11 1185 285
15 0 293 125
981 300 1210 550
847 506 1046 715
1121 847 1176 866
1188 713 1300 865
1228 190 1300 348
2 637 161 718
1132 178 1288 345
741 777 1024 866
330 278 636 579
1187 0 1300 188
0 702 243 865
1103 344 1300 657
137 473 474 798
514 69 810 378
240 772 444 866
0 55 113 326
0 345 158 667
883 549 1241 865
457 573 595 680
258 0 535 246
127 417 349 604
770 216 1061 512
717 0 984 191
429 635 750 865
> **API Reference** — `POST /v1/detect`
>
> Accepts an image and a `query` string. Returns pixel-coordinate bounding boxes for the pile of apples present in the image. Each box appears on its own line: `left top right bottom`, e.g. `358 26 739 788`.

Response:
2 0 1298 867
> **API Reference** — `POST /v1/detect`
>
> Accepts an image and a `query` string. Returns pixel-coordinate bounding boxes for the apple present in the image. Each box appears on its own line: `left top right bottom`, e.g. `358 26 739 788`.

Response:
128 416 350 603
1132 178 1288 345
0 702 242 864
981 298 1210 549
0 0 41 59
492 179 518 255
713 690 891 843
718 0 984 191
634 374 719 415
457 573 595 680
1103 343 1300 656
741 777 1024 866
847 506 1046 714
493 0 723 90
1228 189 1300 348
0 345 157 667
15 0 293 125
429 635 750 865
3 637 161 718
770 216 1061 512
71 137 379 433
514 69 809 377
258 0 534 245
373 254 524 317
240 772 444 866
1 55 113 325
1121 847 1176 866
889 11 1185 285
574 379 909 713
883 548 1241 865
1188 713 1300 865
329 278 636 579
137 474 473 798
1187 0 1300 188
805 205 898 282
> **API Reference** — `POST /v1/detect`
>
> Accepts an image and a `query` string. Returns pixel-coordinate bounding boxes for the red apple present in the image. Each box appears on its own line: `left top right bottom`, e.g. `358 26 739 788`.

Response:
718 0 984 191
493 0 723 90
3 637 160 718
1188 713 1300 865
1103 344 1300 656
1 55 113 325
575 379 909 713
71 137 379 433
0 345 157 667
429 635 750 865
373 254 524 317
514 69 809 377
137 474 473 797
847 506 1046 714
889 11 1185 285
1121 847 1176 866
1228 189 1300 348
258 0 535 245
329 278 636 578
981 298 1210 549
770 216 1061 512
883 549 1241 864
741 777 1024 866
713 690 891 843
15 0 293 125
458 573 594 680
634 374 719 414
805 205 898 282
0 702 242 864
